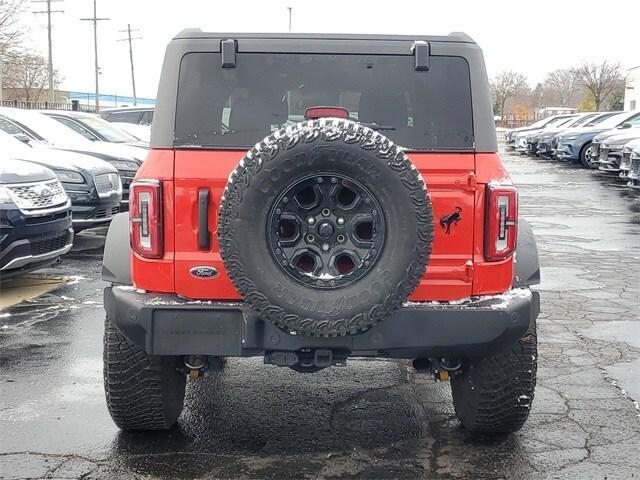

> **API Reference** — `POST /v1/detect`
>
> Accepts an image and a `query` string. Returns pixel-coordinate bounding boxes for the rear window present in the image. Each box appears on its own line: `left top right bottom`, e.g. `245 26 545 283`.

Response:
109 111 144 124
175 53 474 151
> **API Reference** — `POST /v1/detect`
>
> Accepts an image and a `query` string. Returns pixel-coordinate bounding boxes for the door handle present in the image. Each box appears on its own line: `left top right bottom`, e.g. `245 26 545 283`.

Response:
198 188 210 250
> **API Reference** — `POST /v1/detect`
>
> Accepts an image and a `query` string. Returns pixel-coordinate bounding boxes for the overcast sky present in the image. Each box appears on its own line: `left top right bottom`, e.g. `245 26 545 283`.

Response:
20 0 639 99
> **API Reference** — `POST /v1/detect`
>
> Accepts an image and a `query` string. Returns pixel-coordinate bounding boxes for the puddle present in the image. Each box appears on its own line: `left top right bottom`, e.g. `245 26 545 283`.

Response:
0 275 68 310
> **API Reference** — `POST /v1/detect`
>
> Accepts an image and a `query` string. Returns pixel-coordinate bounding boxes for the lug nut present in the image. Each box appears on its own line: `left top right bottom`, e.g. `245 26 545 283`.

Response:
322 243 330 252
317 177 324 183
337 234 345 243
307 217 315 225
307 234 315 242
322 208 331 217
337 217 345 225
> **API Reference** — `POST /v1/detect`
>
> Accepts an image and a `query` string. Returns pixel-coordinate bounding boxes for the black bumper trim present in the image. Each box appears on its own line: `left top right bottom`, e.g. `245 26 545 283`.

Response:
104 287 540 359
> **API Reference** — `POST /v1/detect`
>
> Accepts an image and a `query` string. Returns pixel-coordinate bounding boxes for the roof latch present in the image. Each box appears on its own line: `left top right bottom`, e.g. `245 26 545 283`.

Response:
412 41 430 71
221 39 237 68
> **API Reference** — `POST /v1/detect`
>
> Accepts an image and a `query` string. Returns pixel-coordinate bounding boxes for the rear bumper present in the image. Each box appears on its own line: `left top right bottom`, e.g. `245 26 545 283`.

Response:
104 286 540 359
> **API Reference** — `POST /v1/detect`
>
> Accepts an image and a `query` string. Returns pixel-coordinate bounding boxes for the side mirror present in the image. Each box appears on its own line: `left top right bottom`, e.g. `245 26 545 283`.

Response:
620 122 632 129
14 133 33 144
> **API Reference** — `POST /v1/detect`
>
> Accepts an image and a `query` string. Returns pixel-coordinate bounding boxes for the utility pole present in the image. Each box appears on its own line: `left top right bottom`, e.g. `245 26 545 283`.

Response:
32 0 64 104
117 24 141 106
80 0 109 112
287 6 292 32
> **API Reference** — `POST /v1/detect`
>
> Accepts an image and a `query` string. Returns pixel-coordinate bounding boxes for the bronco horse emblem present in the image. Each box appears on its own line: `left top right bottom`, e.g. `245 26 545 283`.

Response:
440 207 462 234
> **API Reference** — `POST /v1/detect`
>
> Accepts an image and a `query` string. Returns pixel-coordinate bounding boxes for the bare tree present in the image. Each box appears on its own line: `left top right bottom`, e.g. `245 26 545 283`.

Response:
490 70 530 119
3 50 59 101
573 61 624 111
0 0 25 54
543 69 580 107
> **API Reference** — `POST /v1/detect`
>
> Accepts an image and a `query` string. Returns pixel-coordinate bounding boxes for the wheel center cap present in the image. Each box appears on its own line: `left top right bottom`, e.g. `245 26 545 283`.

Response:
318 222 334 239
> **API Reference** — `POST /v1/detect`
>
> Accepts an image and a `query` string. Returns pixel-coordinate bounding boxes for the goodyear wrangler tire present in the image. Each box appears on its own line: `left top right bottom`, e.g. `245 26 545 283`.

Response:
218 118 434 337
450 328 538 434
103 316 186 430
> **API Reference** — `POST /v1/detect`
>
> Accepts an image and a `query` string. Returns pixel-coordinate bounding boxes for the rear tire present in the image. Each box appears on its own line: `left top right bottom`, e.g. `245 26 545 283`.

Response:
450 328 537 434
103 316 186 431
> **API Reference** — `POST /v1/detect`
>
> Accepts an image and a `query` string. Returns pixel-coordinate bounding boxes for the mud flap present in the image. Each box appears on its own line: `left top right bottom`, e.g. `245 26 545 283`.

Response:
102 212 132 285
513 218 540 287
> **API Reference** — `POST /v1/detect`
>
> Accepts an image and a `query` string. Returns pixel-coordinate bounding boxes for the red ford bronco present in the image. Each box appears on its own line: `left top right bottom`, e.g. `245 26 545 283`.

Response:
102 31 541 433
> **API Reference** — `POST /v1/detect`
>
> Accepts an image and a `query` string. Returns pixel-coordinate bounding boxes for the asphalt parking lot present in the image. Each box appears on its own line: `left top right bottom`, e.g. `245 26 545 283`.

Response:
1 149 639 480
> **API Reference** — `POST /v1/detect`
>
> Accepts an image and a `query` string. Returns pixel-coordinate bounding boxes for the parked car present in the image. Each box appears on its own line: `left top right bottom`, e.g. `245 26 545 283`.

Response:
591 122 640 168
547 112 618 159
555 111 640 167
40 110 149 148
0 108 140 207
523 114 581 155
628 141 640 189
513 115 576 153
0 156 73 279
101 31 541 435
100 106 154 125
595 129 640 174
535 113 600 157
0 131 122 230
504 115 573 149
620 138 640 182
113 122 151 143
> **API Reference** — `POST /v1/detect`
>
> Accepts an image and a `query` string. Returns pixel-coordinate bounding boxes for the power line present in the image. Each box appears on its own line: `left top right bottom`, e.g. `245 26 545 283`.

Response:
80 0 109 112
32 0 64 104
117 24 141 106
287 6 293 32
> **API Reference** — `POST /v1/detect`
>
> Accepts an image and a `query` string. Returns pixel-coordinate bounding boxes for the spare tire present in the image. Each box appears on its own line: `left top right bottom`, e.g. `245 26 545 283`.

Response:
218 118 433 337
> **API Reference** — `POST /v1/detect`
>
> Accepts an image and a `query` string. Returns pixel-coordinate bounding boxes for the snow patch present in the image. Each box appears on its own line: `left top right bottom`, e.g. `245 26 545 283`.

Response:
66 276 85 285
487 177 513 187
403 288 532 310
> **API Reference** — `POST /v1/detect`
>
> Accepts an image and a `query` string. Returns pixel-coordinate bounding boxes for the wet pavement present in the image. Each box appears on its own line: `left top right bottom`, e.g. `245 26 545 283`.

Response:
1 149 639 479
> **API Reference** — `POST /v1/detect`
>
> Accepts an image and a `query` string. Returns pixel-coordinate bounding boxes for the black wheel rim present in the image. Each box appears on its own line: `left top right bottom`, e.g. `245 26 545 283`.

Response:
267 173 386 289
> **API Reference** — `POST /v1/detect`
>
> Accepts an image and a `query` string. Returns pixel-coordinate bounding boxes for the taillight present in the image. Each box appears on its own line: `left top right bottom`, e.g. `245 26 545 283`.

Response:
484 184 518 261
130 179 163 258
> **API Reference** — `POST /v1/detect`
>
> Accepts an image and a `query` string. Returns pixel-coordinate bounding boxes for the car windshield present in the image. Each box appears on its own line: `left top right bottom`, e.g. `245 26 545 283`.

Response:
175 52 474 151
554 116 579 127
77 115 139 143
592 112 635 129
569 114 597 127
0 109 90 146
584 112 620 127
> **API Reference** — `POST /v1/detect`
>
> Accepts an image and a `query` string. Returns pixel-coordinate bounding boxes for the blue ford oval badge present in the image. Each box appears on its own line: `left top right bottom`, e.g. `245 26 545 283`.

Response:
189 266 218 279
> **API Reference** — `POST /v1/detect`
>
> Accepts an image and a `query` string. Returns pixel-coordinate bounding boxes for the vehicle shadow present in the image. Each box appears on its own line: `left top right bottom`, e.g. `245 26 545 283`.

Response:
109 359 523 479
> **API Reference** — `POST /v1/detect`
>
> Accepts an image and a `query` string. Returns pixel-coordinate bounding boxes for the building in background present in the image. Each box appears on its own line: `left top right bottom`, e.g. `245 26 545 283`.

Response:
536 106 577 118
67 91 156 109
624 66 639 111
1 89 155 111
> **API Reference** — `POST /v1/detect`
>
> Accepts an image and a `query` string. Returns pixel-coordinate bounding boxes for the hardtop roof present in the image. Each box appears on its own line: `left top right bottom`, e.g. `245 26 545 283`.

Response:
173 29 476 44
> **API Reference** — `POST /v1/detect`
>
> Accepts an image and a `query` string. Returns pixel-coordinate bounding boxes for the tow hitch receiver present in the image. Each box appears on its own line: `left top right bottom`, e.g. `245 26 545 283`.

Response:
265 349 348 372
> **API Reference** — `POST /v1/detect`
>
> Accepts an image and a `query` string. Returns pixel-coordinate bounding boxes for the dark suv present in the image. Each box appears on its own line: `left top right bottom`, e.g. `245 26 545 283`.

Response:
102 31 541 434
1 157 73 279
